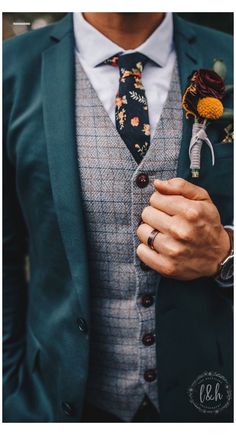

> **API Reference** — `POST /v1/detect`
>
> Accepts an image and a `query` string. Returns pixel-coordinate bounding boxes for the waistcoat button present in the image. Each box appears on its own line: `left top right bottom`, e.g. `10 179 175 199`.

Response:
61 401 74 416
76 318 88 334
136 173 149 188
141 294 154 308
142 333 155 346
140 398 149 409
144 369 157 382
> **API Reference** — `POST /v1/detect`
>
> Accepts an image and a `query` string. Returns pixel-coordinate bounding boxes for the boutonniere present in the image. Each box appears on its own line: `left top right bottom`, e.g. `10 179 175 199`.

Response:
182 60 233 178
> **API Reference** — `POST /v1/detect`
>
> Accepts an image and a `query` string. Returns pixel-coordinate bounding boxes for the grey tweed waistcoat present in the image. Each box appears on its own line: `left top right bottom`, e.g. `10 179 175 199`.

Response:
75 55 183 422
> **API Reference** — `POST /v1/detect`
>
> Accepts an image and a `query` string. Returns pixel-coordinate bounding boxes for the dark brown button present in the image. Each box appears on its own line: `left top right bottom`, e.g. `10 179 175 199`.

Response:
136 173 149 188
140 261 151 271
76 318 88 334
144 369 157 382
140 398 149 409
141 294 154 308
142 333 155 346
61 401 74 416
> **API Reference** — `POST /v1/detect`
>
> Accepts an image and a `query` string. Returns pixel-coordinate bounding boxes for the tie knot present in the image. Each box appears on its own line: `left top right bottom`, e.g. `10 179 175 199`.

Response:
101 52 149 78
117 52 149 73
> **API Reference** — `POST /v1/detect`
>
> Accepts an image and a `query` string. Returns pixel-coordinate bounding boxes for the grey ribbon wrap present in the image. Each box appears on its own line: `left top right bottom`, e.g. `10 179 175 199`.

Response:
189 121 215 175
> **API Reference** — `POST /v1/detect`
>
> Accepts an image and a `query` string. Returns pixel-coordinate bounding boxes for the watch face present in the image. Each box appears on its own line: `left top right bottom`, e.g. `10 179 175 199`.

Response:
221 256 234 281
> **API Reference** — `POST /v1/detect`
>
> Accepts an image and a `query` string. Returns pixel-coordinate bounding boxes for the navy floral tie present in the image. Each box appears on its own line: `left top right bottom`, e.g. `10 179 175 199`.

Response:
104 52 151 163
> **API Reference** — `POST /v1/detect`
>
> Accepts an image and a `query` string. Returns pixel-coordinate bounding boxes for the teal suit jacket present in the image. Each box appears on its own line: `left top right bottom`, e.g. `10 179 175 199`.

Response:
3 13 233 422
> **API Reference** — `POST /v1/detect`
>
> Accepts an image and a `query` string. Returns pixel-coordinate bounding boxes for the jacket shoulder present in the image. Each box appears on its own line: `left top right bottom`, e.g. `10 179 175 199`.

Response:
189 20 232 49
4 23 54 64
3 14 72 79
176 15 232 48
192 21 233 80
175 16 233 81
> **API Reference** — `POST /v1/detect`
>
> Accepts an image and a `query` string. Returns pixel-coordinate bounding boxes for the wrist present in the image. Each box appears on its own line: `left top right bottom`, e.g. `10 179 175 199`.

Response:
213 226 234 283
219 227 231 263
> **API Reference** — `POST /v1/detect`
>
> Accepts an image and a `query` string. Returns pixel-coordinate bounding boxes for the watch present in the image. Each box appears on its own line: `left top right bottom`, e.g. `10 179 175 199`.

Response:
214 226 234 285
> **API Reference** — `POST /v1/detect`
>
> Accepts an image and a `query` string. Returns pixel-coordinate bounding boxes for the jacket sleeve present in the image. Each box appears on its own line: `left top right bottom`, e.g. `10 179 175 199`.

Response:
3 67 29 400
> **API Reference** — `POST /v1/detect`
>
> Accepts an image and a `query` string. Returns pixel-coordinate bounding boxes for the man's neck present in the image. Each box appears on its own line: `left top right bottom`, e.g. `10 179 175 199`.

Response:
82 13 165 50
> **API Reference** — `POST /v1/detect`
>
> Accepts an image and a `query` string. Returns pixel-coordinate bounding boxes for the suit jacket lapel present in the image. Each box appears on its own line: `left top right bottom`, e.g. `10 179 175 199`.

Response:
41 13 203 315
42 14 90 315
173 14 203 180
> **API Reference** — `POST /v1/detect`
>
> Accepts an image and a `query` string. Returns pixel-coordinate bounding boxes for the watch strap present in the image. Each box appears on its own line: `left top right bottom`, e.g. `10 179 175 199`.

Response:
214 225 234 285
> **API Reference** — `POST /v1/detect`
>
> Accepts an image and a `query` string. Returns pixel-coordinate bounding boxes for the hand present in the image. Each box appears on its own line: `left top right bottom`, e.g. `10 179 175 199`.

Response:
136 178 230 280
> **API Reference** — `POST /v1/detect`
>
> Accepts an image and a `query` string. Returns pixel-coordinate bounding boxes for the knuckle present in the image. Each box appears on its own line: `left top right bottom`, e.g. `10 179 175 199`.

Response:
211 204 220 221
136 225 141 238
169 218 194 243
168 219 179 238
164 262 176 277
168 245 181 258
185 206 200 221
141 206 151 222
149 192 157 207
170 219 193 242
200 186 209 199
173 177 186 190
179 227 193 242
136 243 143 257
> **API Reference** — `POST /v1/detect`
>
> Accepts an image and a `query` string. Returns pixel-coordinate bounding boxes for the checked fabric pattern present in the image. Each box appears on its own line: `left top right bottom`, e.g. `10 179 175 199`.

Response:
75 55 183 421
104 52 151 163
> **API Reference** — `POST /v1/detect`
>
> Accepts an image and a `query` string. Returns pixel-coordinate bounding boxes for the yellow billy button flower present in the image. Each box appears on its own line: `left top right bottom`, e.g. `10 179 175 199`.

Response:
197 97 224 120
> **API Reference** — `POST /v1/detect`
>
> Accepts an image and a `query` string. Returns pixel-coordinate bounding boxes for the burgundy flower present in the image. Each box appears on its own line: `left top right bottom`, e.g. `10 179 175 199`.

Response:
191 69 225 99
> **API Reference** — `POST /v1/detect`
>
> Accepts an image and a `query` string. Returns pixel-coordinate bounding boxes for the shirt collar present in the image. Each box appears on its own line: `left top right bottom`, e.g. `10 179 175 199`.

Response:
73 12 174 68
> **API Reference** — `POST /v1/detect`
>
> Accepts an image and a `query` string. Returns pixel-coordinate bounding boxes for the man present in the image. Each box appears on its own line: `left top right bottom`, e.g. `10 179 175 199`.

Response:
3 12 233 422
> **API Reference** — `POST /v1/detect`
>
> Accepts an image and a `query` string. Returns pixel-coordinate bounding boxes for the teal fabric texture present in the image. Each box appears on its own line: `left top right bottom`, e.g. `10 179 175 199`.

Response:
3 13 233 422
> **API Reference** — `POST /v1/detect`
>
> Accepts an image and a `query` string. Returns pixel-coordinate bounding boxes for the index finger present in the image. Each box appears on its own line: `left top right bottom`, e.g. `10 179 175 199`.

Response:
154 178 211 202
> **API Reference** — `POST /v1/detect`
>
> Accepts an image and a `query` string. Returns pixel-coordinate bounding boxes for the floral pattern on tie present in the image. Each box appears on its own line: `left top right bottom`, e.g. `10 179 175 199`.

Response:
135 141 150 158
103 52 151 163
116 108 127 130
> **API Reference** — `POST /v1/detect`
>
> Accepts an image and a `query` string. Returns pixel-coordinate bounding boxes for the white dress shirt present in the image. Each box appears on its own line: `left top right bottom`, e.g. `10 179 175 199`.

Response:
73 12 176 139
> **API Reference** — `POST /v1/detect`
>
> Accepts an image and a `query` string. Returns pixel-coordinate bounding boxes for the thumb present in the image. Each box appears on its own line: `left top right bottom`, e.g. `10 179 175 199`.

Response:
154 178 211 201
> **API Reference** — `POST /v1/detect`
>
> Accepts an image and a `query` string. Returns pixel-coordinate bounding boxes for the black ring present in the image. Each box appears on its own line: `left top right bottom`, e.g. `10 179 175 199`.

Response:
147 229 159 250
